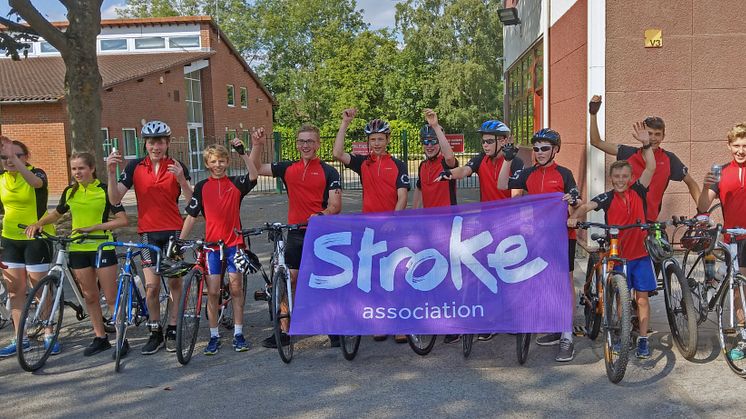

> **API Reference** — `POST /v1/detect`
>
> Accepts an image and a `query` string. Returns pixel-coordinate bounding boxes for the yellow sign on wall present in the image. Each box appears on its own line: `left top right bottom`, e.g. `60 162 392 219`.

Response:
645 29 662 48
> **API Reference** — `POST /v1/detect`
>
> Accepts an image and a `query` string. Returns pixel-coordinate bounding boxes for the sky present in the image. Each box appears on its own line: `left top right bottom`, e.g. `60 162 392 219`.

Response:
0 0 400 30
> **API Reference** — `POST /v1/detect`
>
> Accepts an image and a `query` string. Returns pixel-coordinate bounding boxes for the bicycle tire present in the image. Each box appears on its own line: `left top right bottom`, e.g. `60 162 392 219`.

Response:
516 333 531 365
218 279 234 330
114 275 131 373
407 334 437 356
340 335 361 361
583 253 603 340
158 283 171 332
462 334 474 358
176 269 202 365
273 267 294 363
662 262 698 360
603 272 631 384
17 274 64 372
717 274 746 377
682 250 708 325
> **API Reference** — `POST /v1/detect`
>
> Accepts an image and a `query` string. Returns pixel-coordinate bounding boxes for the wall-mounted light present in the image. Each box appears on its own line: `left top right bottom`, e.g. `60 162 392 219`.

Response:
498 7 521 26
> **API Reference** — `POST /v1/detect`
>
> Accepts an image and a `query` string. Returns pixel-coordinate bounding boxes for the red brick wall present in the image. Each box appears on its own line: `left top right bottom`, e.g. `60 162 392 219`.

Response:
0 103 71 193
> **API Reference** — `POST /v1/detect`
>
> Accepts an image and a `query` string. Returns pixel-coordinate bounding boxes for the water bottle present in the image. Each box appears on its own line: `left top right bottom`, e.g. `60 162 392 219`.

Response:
704 253 717 281
711 164 722 183
134 274 146 297
715 264 727 282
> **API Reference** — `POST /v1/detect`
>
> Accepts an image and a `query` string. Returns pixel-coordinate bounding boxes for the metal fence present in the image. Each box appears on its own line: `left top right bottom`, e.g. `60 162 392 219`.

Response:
102 131 490 193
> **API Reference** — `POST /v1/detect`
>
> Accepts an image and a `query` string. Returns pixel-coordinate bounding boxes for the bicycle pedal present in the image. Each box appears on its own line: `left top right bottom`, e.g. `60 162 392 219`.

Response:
254 290 268 301
649 290 659 297
573 326 586 336
723 328 738 336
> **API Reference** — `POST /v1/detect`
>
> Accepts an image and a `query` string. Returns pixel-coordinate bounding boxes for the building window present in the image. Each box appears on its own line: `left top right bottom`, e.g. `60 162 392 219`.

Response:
243 130 250 145
135 37 166 50
39 41 58 53
122 128 138 157
100 128 111 157
506 41 542 145
169 36 200 49
100 39 127 51
227 85 235 107
226 129 238 143
240 87 248 108
185 70 203 123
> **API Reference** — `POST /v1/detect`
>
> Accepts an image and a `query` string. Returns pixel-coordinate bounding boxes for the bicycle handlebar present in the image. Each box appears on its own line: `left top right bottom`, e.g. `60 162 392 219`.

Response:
96 241 162 273
236 222 307 238
167 238 226 261
18 224 109 244
575 221 669 231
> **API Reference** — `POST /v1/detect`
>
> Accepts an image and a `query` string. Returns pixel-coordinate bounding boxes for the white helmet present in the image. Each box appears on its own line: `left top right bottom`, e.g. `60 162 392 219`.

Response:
141 120 171 138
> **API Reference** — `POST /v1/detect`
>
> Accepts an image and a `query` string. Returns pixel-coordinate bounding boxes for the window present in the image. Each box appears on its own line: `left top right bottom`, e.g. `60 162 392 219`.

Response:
135 37 166 50
100 128 111 157
243 130 250 147
169 36 200 49
506 41 542 145
100 39 127 51
185 71 203 124
227 85 235 107
226 129 238 143
240 87 248 108
39 42 58 53
122 128 138 157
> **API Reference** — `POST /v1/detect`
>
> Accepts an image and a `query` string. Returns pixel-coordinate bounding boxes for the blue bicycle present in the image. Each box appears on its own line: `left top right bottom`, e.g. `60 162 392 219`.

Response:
97 241 162 372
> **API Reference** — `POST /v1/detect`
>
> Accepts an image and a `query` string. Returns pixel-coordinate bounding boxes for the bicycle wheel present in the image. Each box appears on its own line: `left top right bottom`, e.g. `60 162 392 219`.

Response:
218 280 234 330
583 253 603 340
461 334 474 358
717 274 746 377
273 267 294 363
340 335 361 360
516 333 531 365
17 274 64 372
662 262 698 360
407 334 437 356
603 273 631 384
114 275 131 373
158 279 171 331
176 269 203 365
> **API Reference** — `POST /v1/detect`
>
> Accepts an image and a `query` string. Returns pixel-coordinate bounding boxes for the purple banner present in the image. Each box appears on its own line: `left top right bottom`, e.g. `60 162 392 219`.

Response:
290 193 571 335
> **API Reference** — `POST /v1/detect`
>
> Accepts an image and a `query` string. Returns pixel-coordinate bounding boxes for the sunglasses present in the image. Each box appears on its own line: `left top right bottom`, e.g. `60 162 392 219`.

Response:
0 153 25 160
481 139 496 145
532 145 552 152
421 139 438 146
296 139 317 146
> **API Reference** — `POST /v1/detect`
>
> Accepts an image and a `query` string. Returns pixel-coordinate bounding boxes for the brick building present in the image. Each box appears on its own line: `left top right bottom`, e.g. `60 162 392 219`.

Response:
0 16 275 193
502 0 739 224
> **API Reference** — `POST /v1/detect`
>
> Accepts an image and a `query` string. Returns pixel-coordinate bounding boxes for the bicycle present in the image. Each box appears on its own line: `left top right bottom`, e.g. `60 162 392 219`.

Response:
16 226 109 371
677 217 746 377
238 223 305 363
97 240 163 372
0 249 9 330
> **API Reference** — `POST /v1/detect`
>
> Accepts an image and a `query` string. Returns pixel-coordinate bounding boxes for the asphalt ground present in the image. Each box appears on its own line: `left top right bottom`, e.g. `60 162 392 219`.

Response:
1 188 745 418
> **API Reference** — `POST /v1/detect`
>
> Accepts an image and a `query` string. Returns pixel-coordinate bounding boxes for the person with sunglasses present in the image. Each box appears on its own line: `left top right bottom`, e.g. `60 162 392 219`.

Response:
498 128 582 362
589 95 700 221
0 136 57 357
435 120 523 202
333 108 410 343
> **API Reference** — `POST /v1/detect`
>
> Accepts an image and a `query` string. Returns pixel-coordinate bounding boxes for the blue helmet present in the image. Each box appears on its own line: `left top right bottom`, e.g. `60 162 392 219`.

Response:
531 128 561 150
478 120 510 136
420 125 438 140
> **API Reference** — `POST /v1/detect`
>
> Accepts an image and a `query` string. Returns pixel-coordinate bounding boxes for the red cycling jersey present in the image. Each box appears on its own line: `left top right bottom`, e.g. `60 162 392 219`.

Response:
416 155 457 208
466 153 523 201
119 156 190 233
272 158 341 224
591 181 649 260
186 175 256 247
710 160 746 241
617 145 688 221
347 153 409 213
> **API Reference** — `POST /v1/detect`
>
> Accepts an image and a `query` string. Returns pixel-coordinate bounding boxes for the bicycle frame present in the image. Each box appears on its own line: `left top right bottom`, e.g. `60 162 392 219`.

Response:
112 245 150 326
269 225 293 313
717 230 746 340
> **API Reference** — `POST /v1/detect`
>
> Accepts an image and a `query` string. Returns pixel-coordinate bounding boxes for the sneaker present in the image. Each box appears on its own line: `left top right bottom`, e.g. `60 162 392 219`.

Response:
555 338 575 362
165 327 177 353
112 339 130 360
329 335 340 348
44 336 62 355
394 335 408 344
536 333 562 346
141 329 164 355
611 342 622 355
204 336 221 355
84 336 111 356
443 335 460 344
636 337 651 359
0 339 30 357
372 335 388 342
261 333 290 349
729 342 746 361
233 334 250 352
104 318 116 334
477 333 496 342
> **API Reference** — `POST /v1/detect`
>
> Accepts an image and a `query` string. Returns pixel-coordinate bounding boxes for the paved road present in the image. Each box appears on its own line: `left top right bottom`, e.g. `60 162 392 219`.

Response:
1 189 745 418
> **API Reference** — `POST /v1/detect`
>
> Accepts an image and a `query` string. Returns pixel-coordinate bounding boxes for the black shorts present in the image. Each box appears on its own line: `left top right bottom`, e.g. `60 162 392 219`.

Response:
1 236 52 270
568 239 577 273
139 230 180 266
69 249 117 270
284 229 306 270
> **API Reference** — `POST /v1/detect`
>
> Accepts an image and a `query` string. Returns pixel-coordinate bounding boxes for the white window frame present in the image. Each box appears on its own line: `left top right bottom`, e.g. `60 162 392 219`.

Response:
227 85 235 107
122 128 138 158
240 87 248 108
99 38 128 52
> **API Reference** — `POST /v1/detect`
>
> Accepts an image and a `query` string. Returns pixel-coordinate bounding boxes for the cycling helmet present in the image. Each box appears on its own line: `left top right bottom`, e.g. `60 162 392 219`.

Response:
364 119 391 136
644 232 674 263
531 128 561 151
420 125 438 140
234 248 262 275
680 224 716 253
159 259 194 278
141 120 172 138
478 120 510 136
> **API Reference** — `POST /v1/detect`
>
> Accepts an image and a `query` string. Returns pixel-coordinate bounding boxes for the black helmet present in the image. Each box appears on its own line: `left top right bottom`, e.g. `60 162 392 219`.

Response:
644 231 673 262
531 128 561 151
364 119 391 136
159 259 193 278
420 125 438 141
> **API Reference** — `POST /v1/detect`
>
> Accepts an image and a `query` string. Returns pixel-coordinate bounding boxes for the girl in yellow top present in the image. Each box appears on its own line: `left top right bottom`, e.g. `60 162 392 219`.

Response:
26 152 128 357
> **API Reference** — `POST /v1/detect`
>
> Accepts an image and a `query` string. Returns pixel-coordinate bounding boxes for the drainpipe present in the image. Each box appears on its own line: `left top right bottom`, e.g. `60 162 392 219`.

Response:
542 0 550 128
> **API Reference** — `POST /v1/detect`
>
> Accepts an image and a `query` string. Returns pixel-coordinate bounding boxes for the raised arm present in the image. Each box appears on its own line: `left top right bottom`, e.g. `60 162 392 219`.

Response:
105 149 129 205
249 127 273 177
167 161 193 202
589 95 618 156
633 121 656 188
230 136 257 181
424 109 456 167
333 108 356 166
697 169 720 214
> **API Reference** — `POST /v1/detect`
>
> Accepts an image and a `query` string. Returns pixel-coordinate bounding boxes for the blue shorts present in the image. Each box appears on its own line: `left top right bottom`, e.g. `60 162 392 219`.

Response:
615 256 657 292
207 246 239 276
